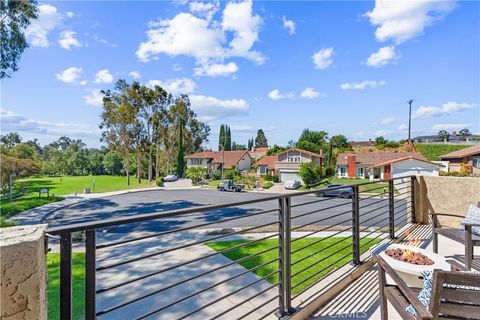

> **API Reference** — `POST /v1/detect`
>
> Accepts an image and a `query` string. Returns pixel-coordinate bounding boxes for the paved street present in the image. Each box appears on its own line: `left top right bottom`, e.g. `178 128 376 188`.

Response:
46 189 409 234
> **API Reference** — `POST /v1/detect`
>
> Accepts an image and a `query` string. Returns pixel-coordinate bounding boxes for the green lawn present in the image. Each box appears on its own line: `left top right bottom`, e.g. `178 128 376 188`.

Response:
207 237 380 294
415 144 472 161
0 175 154 227
300 177 389 194
47 253 85 320
207 179 222 187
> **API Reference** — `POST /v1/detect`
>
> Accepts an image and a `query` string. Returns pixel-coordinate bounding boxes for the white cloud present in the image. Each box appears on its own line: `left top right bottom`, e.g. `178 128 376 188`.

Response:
92 34 118 47
282 16 296 35
379 116 396 125
148 78 196 95
189 94 249 121
136 0 264 68
365 0 456 44
312 48 334 70
0 108 101 139
412 101 477 119
55 67 83 83
194 62 238 77
83 89 104 107
94 69 114 84
129 71 141 80
58 30 82 50
374 130 389 137
432 123 472 131
398 123 408 131
300 87 321 99
340 80 386 90
188 1 219 21
366 46 400 67
268 89 294 100
80 80 87 86
25 4 64 47
173 63 183 71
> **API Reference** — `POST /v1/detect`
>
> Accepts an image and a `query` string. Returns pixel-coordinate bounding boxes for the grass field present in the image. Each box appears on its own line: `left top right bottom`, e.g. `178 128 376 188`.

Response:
47 253 85 320
0 175 154 227
300 177 389 194
207 237 380 294
415 144 472 161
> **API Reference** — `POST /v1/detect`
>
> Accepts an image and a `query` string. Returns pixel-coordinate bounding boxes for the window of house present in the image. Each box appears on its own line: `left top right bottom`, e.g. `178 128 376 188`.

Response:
357 167 364 178
258 166 266 174
340 167 346 177
473 157 480 169
192 159 202 165
288 156 301 162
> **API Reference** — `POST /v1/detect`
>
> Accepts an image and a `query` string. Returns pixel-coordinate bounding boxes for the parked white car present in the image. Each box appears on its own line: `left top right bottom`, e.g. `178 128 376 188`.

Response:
164 174 179 182
284 180 301 190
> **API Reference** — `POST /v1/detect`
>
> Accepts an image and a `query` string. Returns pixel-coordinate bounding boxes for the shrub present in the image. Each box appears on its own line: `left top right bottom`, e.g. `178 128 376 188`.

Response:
325 167 335 177
298 163 322 185
156 177 164 186
459 163 470 177
224 169 240 180
264 174 279 182
211 170 221 180
186 166 207 183
263 181 274 189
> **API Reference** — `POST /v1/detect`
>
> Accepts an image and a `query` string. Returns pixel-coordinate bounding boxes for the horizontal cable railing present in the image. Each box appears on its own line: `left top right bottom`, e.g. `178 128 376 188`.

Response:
46 176 417 320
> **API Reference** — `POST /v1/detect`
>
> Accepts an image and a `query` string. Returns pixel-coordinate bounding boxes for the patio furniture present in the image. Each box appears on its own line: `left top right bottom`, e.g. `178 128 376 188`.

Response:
377 244 450 287
375 255 480 320
431 202 480 270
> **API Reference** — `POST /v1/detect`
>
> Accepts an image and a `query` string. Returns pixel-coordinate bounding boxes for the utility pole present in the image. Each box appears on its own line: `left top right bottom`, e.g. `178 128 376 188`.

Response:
408 99 414 142
221 146 225 181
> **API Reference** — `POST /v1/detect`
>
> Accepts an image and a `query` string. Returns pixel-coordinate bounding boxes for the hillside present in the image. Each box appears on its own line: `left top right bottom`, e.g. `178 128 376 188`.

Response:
415 144 473 161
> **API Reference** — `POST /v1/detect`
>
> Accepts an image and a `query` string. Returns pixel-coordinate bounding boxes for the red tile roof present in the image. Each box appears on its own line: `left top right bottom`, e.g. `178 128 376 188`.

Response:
251 147 269 153
367 156 444 169
186 150 250 168
336 152 427 166
255 155 278 169
439 145 480 159
277 148 323 158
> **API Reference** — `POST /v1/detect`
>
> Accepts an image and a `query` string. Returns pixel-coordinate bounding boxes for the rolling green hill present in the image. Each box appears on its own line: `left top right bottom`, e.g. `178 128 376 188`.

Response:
415 144 472 161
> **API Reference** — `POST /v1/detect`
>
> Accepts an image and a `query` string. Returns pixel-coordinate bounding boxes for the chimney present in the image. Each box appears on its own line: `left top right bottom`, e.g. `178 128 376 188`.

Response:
347 154 356 178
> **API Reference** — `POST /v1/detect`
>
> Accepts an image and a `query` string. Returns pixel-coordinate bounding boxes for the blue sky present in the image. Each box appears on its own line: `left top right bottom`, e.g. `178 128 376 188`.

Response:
2 0 479 149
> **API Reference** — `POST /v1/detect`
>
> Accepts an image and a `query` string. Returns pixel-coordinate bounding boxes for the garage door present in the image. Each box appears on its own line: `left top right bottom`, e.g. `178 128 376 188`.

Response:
279 171 302 183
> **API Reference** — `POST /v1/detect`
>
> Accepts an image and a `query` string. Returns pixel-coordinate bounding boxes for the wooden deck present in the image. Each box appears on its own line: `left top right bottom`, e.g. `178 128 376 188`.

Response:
310 224 479 320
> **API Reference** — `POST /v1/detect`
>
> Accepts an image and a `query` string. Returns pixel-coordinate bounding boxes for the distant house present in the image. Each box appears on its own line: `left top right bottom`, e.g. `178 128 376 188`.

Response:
185 150 252 176
350 139 375 148
275 148 323 183
255 155 278 176
335 152 436 179
439 145 480 175
248 147 269 161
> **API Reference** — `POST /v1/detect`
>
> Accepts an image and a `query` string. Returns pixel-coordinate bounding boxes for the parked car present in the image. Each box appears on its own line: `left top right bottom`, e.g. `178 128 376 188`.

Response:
163 174 179 182
217 180 245 192
284 180 301 190
316 184 353 198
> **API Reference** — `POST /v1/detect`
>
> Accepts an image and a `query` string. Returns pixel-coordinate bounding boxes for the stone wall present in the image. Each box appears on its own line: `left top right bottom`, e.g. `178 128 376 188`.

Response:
416 176 480 227
1 225 47 320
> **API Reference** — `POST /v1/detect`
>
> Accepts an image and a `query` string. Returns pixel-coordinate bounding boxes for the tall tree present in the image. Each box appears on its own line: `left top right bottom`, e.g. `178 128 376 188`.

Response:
296 129 327 153
255 129 268 148
1 0 38 78
100 80 138 185
0 132 22 148
218 124 225 151
458 128 472 140
247 138 254 151
225 125 231 151
176 121 185 177
326 135 349 168
438 130 450 141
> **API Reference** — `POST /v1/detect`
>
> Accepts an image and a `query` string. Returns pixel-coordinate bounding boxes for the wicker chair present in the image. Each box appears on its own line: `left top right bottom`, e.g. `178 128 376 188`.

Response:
375 255 480 320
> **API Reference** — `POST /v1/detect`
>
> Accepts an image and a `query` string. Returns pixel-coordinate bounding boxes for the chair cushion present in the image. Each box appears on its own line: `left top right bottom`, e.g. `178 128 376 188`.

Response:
460 204 480 236
406 270 433 315
406 269 480 315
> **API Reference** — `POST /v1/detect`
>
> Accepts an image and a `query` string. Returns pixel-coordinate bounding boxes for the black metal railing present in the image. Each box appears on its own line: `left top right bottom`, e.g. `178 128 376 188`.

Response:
46 176 417 319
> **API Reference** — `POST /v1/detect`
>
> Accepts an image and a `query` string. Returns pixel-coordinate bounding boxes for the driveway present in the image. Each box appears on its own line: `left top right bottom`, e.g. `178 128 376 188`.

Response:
46 189 408 234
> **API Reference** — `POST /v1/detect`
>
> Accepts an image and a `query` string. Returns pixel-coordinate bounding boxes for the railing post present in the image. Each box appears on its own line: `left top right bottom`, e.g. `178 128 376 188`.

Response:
351 186 360 265
60 232 72 320
388 179 395 239
410 176 417 224
85 229 96 320
284 196 293 314
277 198 286 317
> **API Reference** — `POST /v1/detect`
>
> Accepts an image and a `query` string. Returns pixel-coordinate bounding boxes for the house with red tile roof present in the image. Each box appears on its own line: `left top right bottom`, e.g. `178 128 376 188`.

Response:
335 151 440 179
185 150 252 176
248 147 269 160
439 145 480 175
255 155 278 176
